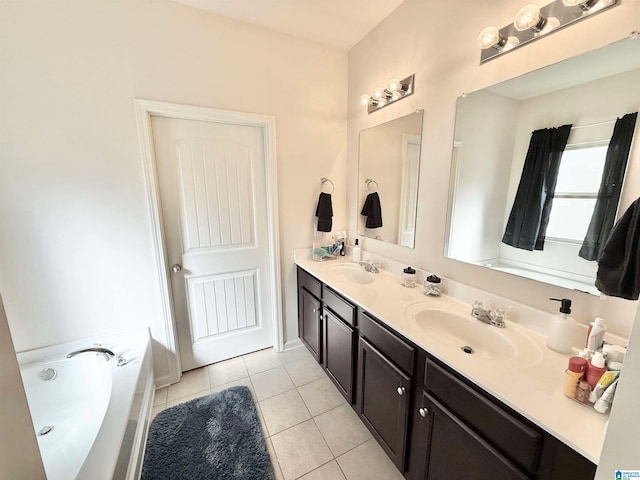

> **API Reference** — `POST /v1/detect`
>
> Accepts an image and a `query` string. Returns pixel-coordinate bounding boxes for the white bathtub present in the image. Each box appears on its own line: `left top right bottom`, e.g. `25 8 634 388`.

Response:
18 328 154 480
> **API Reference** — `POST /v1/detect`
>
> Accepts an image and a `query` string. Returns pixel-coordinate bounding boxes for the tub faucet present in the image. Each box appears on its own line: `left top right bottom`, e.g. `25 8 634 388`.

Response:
470 301 506 328
67 347 116 361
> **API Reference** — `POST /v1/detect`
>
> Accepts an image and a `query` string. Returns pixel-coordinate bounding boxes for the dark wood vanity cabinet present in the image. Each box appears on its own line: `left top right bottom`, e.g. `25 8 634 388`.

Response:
357 311 415 471
297 268 322 362
298 267 356 403
323 307 355 403
297 267 598 480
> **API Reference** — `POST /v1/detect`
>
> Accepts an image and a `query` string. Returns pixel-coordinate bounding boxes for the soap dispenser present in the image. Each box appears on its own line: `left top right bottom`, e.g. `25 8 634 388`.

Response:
547 298 577 354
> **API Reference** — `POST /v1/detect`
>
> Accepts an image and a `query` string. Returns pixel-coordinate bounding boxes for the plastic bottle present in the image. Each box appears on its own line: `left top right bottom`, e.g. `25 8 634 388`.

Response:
585 351 608 389
351 238 361 262
546 298 577 354
586 317 607 351
594 379 618 414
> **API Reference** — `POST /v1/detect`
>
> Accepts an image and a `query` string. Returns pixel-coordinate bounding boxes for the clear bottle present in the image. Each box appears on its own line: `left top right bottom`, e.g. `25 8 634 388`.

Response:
401 267 417 288
546 298 576 354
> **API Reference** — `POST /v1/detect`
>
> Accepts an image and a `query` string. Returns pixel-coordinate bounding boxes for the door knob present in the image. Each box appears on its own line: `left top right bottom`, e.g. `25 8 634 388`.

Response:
171 264 182 273
419 407 429 417
397 386 406 396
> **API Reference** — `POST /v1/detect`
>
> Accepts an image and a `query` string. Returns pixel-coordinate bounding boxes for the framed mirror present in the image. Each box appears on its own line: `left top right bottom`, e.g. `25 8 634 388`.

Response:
358 110 423 248
445 37 640 295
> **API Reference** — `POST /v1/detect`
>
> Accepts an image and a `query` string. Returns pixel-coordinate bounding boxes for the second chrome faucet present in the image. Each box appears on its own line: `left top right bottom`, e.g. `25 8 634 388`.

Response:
471 301 506 328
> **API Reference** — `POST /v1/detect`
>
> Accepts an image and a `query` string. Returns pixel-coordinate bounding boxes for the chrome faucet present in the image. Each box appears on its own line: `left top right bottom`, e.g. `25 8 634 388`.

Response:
67 346 116 361
470 301 506 328
358 260 380 273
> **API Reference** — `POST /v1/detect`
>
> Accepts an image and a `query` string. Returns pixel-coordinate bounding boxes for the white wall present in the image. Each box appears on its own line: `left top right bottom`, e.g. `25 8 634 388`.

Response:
0 1 347 382
0 296 46 479
347 0 640 340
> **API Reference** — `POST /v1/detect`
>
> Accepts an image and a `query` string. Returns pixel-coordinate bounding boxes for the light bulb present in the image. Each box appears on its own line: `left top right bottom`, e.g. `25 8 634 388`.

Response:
538 16 560 35
373 87 384 99
588 0 614 12
360 93 371 105
387 78 400 92
562 0 581 5
503 36 520 51
391 91 402 101
478 26 503 49
377 98 387 107
514 4 542 31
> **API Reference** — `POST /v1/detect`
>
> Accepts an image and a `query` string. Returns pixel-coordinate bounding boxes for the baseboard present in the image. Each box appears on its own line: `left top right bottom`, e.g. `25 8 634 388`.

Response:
154 373 175 389
283 338 303 351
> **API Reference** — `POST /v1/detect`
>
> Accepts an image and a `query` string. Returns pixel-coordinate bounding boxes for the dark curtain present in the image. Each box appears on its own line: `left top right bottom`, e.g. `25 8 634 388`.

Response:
502 124 572 251
579 112 638 261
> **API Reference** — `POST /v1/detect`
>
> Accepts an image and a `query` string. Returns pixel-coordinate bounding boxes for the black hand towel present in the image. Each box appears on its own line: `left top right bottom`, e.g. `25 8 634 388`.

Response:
361 192 383 228
595 197 640 300
315 192 333 232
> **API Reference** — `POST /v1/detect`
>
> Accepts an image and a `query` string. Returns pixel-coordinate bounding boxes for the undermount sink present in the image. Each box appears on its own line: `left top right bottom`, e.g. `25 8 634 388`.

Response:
325 264 375 285
405 305 542 366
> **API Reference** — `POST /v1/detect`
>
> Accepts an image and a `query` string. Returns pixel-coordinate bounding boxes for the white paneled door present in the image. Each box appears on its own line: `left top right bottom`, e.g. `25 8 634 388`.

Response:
151 116 275 371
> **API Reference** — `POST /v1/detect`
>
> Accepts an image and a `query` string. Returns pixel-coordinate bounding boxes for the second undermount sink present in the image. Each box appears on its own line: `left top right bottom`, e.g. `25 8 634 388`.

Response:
325 264 375 285
405 305 542 366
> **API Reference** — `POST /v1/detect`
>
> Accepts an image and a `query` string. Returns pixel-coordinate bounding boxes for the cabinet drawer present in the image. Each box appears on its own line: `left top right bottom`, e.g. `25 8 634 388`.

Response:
359 311 414 375
323 287 356 326
424 359 542 474
297 266 321 298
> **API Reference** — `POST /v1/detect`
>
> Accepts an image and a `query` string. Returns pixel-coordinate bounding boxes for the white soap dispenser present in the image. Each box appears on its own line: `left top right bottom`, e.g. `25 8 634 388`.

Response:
547 298 577 354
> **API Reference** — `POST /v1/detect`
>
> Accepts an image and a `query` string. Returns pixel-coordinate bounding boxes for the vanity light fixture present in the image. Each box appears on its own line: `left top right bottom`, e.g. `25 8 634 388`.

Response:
360 74 415 114
479 0 618 64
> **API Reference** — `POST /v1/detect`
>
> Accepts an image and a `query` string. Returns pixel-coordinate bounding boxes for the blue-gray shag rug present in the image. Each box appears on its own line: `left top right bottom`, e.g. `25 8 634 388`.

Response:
141 386 275 480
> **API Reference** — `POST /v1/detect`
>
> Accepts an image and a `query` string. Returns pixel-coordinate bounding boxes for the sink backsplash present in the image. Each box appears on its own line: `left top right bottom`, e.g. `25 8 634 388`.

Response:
344 247 628 349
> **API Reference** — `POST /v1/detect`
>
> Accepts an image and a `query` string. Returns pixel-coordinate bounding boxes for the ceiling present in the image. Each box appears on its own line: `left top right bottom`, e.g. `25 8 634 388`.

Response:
171 0 405 50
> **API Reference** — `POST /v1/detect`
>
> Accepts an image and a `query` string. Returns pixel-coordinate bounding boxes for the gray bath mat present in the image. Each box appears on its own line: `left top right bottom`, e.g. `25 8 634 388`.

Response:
141 386 275 480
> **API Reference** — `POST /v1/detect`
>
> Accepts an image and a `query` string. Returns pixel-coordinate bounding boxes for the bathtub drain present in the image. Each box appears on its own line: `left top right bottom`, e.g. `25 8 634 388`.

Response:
38 425 54 436
39 368 57 381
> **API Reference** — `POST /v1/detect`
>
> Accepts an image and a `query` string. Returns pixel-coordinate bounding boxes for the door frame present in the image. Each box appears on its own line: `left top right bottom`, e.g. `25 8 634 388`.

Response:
134 99 283 385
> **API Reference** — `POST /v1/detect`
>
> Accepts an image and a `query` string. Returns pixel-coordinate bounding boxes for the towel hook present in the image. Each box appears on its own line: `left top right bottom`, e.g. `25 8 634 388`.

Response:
320 177 334 194
365 178 379 193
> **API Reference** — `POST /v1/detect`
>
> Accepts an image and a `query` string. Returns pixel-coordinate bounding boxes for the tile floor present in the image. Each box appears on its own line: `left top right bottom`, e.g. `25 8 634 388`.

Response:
152 346 405 480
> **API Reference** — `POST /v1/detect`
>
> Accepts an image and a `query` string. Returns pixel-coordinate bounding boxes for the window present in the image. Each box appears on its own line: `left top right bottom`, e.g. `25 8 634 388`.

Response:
545 143 608 242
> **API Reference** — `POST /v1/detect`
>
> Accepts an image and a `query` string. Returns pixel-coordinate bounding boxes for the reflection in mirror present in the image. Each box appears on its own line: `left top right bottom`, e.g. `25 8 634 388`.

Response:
358 110 423 248
445 37 640 295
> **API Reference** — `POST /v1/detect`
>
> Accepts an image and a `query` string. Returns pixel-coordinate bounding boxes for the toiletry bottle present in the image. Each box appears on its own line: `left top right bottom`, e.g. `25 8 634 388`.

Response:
564 356 587 398
401 267 417 288
594 379 618 414
351 238 361 263
586 317 607 352
585 351 608 389
546 298 576 354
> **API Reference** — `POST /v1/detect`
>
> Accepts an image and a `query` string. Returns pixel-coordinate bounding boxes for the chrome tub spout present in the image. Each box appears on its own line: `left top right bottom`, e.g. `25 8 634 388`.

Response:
67 347 116 361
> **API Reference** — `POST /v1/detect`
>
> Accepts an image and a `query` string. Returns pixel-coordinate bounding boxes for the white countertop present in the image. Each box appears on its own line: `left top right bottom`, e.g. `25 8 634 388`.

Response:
295 252 608 464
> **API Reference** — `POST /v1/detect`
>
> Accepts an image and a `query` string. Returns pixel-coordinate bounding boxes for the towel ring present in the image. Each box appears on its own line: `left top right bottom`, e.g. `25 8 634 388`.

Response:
320 177 334 194
365 178 379 193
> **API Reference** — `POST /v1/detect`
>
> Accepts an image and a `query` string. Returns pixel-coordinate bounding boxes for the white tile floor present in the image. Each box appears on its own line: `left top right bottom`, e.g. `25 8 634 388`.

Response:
152 346 404 480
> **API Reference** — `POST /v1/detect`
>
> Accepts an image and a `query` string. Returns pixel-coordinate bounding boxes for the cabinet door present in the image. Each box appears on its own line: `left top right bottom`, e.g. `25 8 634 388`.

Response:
419 391 529 480
357 337 411 471
324 309 355 403
299 288 322 362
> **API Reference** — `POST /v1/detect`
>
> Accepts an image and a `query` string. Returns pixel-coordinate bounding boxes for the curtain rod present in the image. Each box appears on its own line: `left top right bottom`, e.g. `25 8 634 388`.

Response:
571 119 616 130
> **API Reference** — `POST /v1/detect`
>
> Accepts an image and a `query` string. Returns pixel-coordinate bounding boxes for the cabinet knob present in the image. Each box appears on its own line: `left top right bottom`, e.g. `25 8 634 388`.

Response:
397 386 405 396
312 308 317 313
419 407 429 418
